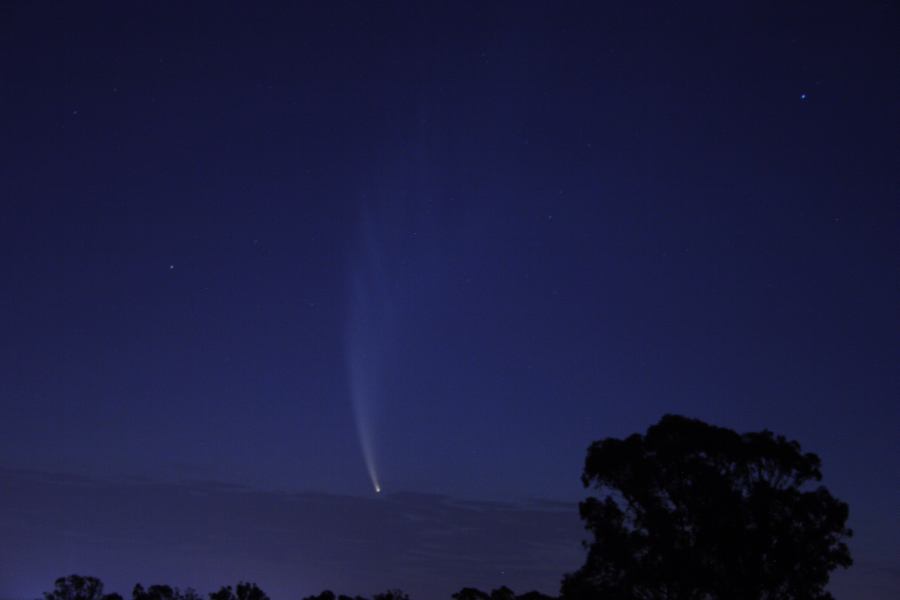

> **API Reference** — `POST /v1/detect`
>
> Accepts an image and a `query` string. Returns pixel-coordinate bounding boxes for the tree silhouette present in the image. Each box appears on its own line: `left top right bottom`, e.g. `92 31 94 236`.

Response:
488 588 515 600
133 585 174 600
514 593 555 600
302 592 407 600
133 585 202 600
372 591 409 600
42 576 122 600
300 593 336 600
561 414 853 600
452 589 490 600
208 583 269 600
452 587 554 600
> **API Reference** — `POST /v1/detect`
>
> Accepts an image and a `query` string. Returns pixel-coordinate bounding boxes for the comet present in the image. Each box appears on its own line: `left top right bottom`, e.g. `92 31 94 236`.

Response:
348 339 383 495
346 214 394 495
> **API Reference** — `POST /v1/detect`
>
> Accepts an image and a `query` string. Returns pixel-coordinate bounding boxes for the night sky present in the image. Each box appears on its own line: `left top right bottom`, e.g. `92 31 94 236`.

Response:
1 2 898 599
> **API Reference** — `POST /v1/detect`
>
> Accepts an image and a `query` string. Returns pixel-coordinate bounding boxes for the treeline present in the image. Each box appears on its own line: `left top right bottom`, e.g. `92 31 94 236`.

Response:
303 588 554 600
41 576 268 600
39 575 554 600
35 416 853 600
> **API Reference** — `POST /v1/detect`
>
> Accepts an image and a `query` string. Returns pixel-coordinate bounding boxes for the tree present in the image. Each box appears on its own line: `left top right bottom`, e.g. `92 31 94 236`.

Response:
561 414 853 600
209 584 269 600
133 586 174 600
488 589 515 600
515 593 555 600
452 589 490 600
372 591 409 600
301 593 336 600
452 587 554 600
43 576 122 600
134 585 201 600
302 593 366 600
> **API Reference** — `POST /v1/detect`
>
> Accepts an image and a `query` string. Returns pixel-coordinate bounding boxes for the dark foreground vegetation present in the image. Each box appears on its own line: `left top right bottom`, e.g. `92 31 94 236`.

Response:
38 415 852 600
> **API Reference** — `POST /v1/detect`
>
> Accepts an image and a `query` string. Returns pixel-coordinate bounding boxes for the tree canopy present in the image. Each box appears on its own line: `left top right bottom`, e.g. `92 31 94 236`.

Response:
132 584 202 600
209 583 269 600
561 414 853 600
42 576 122 600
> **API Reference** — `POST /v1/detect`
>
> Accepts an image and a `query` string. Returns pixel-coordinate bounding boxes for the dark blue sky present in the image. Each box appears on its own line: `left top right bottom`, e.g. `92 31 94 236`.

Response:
1 2 897 598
